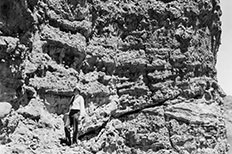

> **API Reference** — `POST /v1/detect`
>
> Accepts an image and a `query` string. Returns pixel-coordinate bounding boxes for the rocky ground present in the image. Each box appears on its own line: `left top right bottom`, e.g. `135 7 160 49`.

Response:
0 0 229 153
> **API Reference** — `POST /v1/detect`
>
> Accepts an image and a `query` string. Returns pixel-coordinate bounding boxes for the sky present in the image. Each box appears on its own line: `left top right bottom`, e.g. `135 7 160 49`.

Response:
216 1 232 95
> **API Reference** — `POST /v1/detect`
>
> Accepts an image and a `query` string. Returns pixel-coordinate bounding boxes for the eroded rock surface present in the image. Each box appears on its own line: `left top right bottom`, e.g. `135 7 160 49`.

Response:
0 0 228 153
223 96 232 154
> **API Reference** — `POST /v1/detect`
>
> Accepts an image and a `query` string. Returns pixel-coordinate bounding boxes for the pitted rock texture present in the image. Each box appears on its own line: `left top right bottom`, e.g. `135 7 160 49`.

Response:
0 0 228 153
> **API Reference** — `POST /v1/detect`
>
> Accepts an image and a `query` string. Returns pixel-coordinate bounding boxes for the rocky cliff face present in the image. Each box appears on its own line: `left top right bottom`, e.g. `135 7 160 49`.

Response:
223 96 232 154
0 0 228 153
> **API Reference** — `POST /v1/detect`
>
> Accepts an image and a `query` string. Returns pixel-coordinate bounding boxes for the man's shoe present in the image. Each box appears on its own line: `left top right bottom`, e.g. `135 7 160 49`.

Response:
66 140 71 146
60 138 71 146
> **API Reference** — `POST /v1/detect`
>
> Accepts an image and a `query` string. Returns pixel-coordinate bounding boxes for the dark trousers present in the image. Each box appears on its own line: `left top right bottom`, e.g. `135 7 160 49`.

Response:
64 109 80 145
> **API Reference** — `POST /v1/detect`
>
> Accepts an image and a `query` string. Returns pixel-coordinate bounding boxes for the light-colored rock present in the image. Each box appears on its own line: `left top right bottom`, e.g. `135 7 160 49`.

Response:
0 145 8 154
223 95 232 153
0 102 12 118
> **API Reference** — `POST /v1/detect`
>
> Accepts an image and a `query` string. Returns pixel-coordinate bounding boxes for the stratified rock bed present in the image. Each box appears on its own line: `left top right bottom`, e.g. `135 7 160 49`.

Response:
0 0 228 153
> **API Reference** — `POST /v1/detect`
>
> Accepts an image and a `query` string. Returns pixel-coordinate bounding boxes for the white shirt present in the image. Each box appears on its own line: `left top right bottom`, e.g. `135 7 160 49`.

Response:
70 95 86 116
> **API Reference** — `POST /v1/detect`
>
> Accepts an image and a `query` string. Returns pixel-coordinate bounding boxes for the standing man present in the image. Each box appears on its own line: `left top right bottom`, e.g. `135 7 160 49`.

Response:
64 86 86 146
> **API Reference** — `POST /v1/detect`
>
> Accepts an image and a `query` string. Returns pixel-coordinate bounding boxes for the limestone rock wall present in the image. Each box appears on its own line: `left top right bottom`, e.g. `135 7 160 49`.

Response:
223 96 232 154
0 0 228 153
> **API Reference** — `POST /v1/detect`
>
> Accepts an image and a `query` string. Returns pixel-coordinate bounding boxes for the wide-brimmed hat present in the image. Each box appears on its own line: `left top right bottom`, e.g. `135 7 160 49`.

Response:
73 86 81 92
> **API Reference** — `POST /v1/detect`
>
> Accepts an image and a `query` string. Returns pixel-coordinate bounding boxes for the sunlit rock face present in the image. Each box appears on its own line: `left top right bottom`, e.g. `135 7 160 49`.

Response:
0 0 228 153
223 96 232 154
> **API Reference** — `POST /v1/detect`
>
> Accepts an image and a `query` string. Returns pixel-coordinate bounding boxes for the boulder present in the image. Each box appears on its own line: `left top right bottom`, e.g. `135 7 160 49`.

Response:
0 102 12 118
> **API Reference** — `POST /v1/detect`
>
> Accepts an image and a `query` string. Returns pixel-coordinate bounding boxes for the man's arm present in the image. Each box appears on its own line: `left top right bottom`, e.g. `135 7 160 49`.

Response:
79 96 86 119
68 96 74 113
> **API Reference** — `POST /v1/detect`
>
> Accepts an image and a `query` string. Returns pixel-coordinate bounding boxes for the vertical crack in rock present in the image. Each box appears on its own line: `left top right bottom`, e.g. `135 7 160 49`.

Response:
164 106 180 153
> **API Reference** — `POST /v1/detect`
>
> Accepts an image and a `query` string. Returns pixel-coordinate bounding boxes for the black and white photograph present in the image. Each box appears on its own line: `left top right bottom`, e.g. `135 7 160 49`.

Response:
0 0 231 153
